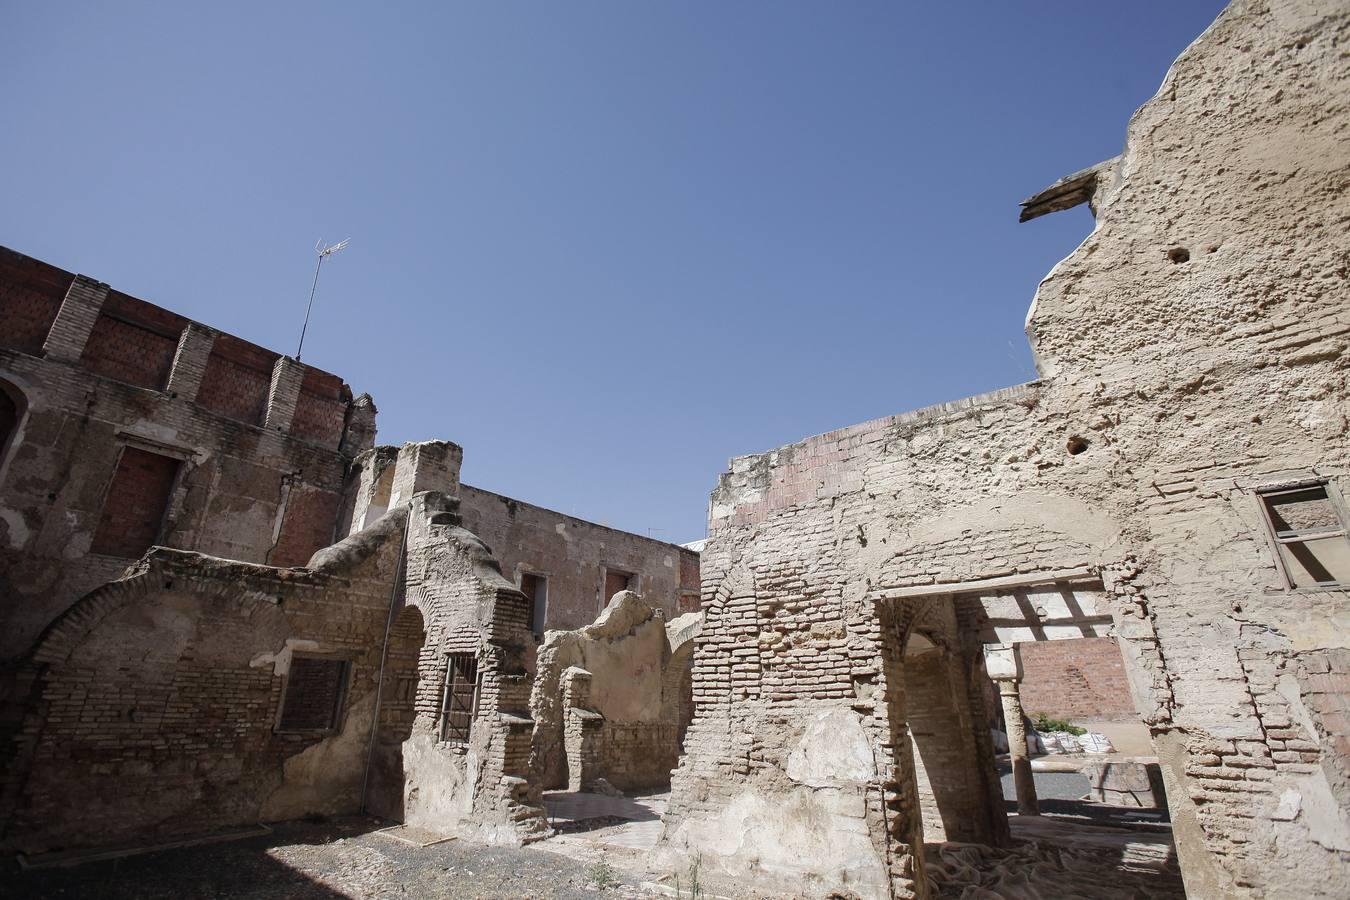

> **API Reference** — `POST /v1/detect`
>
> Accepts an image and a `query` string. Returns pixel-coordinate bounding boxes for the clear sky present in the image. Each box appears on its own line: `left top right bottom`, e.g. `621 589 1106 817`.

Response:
2 1 1228 542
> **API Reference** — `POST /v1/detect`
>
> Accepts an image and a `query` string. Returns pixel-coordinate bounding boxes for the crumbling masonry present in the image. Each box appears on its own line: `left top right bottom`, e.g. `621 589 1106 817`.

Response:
0 1 1346 898
659 2 1350 898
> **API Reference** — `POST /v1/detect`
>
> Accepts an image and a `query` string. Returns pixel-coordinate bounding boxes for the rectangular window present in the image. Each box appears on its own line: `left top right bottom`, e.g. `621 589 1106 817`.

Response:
520 572 548 635
1259 481 1350 589
278 656 350 732
604 568 634 604
90 446 181 557
439 653 479 743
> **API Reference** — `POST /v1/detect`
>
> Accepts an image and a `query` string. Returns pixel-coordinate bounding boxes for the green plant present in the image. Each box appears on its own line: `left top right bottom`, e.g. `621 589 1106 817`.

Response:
589 859 618 891
1032 712 1085 736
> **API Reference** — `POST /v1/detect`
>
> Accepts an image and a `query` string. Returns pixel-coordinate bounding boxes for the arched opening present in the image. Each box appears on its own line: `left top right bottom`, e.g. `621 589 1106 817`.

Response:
0 378 28 487
365 604 426 820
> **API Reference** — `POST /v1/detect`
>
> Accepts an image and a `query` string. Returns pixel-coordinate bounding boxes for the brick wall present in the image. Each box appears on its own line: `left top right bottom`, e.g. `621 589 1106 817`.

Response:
457 484 699 631
0 248 68 356
269 486 343 567
80 291 185 391
196 333 277 426
1017 637 1137 723
89 447 181 558
290 368 348 448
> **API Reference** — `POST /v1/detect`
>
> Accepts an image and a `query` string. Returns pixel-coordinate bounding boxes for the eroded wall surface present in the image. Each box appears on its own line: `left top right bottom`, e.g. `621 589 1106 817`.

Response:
0 247 374 661
455 486 701 630
663 2 1350 898
343 460 702 632
529 591 698 791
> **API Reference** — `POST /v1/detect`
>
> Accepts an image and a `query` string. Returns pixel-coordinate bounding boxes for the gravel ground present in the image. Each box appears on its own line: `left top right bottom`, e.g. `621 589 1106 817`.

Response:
3 818 654 900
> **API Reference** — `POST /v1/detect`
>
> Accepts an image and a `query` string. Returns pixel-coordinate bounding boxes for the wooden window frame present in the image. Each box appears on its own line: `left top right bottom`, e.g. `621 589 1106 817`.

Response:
439 652 480 744
1255 478 1350 591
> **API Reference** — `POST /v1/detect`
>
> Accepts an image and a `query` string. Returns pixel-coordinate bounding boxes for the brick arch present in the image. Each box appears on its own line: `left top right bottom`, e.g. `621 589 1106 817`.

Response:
28 562 281 666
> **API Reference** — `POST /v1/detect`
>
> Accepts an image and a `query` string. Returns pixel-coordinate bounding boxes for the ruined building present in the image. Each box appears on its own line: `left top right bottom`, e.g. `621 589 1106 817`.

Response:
1 1 1347 898
0 249 699 855
659 1 1350 898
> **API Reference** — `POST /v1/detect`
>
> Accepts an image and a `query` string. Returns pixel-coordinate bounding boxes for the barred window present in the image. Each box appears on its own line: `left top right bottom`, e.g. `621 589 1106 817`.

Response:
278 656 350 732
440 653 479 743
1259 481 1350 589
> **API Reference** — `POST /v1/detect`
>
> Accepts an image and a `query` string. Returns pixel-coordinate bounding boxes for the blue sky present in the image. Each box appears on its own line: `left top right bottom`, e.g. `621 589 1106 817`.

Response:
2 1 1227 542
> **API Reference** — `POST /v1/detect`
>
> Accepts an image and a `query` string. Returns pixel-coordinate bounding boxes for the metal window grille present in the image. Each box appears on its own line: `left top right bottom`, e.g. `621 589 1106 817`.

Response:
439 653 479 743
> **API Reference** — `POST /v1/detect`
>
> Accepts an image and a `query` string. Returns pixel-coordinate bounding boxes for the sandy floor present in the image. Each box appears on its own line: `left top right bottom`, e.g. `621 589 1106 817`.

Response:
6 791 1183 899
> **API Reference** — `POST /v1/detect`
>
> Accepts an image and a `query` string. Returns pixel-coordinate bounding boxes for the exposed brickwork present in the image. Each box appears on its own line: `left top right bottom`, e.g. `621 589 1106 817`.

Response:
269 485 342 568
1017 637 1136 722
80 291 185 391
0 249 67 356
0 246 366 661
196 333 276 426
291 367 349 448
89 447 181 558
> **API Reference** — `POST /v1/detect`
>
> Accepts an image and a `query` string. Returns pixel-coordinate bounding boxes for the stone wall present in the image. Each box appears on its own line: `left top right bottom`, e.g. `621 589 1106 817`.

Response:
455 485 700 630
342 463 702 633
663 2 1350 898
530 592 697 792
0 246 373 662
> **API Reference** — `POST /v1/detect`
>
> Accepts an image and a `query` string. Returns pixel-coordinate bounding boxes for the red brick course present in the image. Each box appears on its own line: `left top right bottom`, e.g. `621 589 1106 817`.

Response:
1017 637 1137 722
0 249 68 356
196 333 278 426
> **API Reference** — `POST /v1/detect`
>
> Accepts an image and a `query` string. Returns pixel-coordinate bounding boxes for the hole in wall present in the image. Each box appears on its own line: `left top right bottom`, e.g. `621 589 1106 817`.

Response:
1167 247 1190 264
1066 435 1090 455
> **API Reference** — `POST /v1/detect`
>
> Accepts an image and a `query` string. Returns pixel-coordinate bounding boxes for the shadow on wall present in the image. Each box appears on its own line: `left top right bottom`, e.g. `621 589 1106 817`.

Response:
365 604 426 820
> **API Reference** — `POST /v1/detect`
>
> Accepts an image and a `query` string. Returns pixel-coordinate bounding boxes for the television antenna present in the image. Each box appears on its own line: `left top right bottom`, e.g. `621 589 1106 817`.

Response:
296 238 349 361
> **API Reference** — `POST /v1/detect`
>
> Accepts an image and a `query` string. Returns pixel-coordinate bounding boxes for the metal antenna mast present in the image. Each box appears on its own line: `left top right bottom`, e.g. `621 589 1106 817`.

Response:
297 238 349 361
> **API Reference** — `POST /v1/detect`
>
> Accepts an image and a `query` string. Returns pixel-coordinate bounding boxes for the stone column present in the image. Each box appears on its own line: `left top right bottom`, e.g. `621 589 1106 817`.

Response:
998 680 1040 816
984 642 1038 816
42 275 109 363
165 323 216 401
263 356 305 433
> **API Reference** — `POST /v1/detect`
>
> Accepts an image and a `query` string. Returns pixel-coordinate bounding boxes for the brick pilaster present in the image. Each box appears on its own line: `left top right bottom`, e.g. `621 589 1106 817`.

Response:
263 356 305 433
389 440 463 506
165 323 216 401
42 275 109 363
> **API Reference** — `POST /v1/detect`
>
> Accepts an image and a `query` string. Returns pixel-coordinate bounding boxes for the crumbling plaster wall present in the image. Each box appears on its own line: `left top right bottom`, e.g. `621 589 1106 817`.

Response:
396 491 548 844
664 2 1349 898
529 591 698 791
0 515 403 856
457 485 701 629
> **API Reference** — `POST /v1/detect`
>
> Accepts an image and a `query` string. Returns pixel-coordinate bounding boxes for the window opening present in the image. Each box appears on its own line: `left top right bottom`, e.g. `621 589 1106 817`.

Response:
521 572 548 635
440 652 479 743
278 656 350 732
1258 481 1350 588
90 446 181 557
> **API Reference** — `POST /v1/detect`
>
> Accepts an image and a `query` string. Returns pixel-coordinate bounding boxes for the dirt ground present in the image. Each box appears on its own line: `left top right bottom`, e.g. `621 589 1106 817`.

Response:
3 818 657 900
4 806 1183 900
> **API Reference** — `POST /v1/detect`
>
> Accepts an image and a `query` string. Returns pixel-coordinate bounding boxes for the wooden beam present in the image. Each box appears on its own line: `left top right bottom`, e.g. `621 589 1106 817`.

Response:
874 566 1097 600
